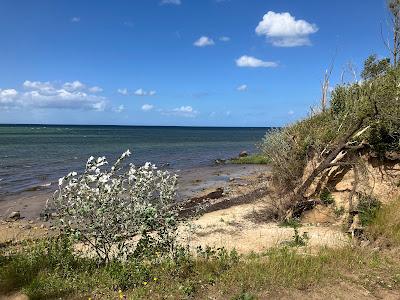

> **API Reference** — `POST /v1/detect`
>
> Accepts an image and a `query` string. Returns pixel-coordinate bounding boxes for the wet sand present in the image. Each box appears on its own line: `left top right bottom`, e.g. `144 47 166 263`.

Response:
0 164 270 221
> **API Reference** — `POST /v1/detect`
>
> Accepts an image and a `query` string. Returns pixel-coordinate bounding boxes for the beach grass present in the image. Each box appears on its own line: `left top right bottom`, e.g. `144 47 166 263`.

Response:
229 154 270 165
1 238 400 299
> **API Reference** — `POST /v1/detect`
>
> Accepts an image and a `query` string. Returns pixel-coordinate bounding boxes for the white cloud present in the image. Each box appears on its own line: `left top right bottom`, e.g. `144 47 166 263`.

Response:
23 81 54 93
288 110 294 115
237 84 248 91
172 106 197 117
194 36 215 47
71 17 80 23
255 11 318 47
113 105 125 113
134 88 147 96
219 36 230 42
89 86 103 93
141 104 154 111
63 81 85 91
160 0 181 5
134 88 157 96
0 89 18 105
160 105 198 117
118 88 128 95
1 81 106 111
236 55 278 68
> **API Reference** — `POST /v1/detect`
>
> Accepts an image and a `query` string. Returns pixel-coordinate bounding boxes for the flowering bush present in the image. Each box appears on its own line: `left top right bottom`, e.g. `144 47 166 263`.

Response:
47 150 178 263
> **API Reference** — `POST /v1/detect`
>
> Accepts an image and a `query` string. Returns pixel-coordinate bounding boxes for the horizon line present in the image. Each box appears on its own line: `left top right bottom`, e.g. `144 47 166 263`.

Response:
0 123 276 128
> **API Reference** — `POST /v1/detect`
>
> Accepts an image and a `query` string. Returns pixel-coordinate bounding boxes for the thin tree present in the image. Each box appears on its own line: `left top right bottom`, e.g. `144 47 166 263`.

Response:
384 0 400 65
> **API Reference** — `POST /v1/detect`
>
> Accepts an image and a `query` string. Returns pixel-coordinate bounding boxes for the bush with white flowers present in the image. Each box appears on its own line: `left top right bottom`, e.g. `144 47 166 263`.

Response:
47 150 178 263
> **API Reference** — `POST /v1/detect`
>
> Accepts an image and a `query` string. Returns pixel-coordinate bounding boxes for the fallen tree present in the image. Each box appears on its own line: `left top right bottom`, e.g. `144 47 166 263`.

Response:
262 54 400 225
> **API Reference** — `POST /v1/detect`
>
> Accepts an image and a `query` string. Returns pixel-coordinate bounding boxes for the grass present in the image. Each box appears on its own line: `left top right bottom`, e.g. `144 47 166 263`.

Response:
366 198 400 247
320 189 335 205
2 238 400 299
357 194 381 226
2 199 400 299
229 154 270 165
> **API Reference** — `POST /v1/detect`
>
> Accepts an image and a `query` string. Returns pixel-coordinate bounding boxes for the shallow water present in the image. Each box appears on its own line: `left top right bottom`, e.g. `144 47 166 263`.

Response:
0 125 269 198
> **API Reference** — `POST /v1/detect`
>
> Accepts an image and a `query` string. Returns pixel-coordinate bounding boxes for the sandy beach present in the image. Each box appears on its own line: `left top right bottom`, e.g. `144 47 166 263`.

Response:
0 164 272 243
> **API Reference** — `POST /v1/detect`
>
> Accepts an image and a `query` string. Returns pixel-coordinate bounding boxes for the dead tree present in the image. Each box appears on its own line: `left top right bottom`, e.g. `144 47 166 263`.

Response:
383 0 400 65
295 119 365 201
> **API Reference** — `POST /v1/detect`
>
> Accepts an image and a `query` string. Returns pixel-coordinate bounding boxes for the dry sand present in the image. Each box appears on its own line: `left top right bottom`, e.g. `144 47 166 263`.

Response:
0 163 348 252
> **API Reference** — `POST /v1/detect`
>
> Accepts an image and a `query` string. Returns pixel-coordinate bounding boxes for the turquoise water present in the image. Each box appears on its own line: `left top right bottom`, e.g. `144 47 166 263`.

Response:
0 125 268 198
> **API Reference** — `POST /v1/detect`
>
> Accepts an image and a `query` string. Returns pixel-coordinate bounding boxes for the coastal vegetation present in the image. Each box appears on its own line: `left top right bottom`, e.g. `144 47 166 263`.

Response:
229 154 270 165
2 200 400 299
258 0 400 224
261 53 400 221
1 2 400 299
46 150 179 264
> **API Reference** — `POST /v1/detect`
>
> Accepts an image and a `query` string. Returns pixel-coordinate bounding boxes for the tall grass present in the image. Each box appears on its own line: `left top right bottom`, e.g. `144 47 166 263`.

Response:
2 238 400 299
366 198 400 247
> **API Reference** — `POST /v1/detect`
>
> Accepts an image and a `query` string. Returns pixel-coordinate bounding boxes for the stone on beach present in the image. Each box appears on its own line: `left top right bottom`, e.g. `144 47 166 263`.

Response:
8 211 21 220
239 151 248 157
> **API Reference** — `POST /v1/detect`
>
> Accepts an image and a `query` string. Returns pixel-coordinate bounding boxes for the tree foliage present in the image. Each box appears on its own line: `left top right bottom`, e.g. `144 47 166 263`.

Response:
262 55 400 203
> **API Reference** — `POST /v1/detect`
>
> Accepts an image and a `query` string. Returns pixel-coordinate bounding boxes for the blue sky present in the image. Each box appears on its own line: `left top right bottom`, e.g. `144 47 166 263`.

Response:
0 0 389 126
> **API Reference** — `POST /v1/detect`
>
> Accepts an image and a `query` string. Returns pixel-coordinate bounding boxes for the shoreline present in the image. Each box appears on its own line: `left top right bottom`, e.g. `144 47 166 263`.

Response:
0 163 270 222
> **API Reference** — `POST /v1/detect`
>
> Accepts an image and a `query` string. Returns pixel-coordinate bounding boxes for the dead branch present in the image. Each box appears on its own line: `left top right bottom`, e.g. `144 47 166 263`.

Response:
295 119 365 200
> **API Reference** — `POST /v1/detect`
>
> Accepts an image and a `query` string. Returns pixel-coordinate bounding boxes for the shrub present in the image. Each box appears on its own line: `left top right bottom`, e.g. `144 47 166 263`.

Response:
47 150 179 263
260 128 306 190
229 154 270 165
261 56 400 200
320 189 334 205
357 194 381 227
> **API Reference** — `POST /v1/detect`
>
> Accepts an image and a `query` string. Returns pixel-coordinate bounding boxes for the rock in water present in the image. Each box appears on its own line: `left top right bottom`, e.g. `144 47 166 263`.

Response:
239 151 248 157
8 211 21 220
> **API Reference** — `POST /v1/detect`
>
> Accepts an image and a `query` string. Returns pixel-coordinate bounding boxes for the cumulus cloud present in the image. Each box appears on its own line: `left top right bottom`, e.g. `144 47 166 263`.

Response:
236 55 278 68
134 88 157 96
63 81 85 91
194 36 215 47
71 17 80 23
89 86 103 93
172 106 197 117
23 81 54 93
141 104 154 111
1 81 106 111
0 89 18 105
160 0 181 5
113 105 125 113
237 84 248 91
255 11 318 47
134 88 146 96
118 88 128 95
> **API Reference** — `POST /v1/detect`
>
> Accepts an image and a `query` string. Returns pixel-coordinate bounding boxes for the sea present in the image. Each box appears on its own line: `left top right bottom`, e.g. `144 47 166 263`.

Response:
0 125 269 199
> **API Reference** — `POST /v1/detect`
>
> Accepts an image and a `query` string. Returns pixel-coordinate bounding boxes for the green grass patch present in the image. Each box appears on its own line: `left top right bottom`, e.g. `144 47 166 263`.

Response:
320 189 335 205
366 198 400 247
229 154 270 165
357 194 381 226
2 237 400 299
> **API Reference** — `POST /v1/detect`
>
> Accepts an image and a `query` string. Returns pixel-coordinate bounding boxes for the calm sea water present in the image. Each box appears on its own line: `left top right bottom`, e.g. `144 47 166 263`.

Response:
0 125 268 198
